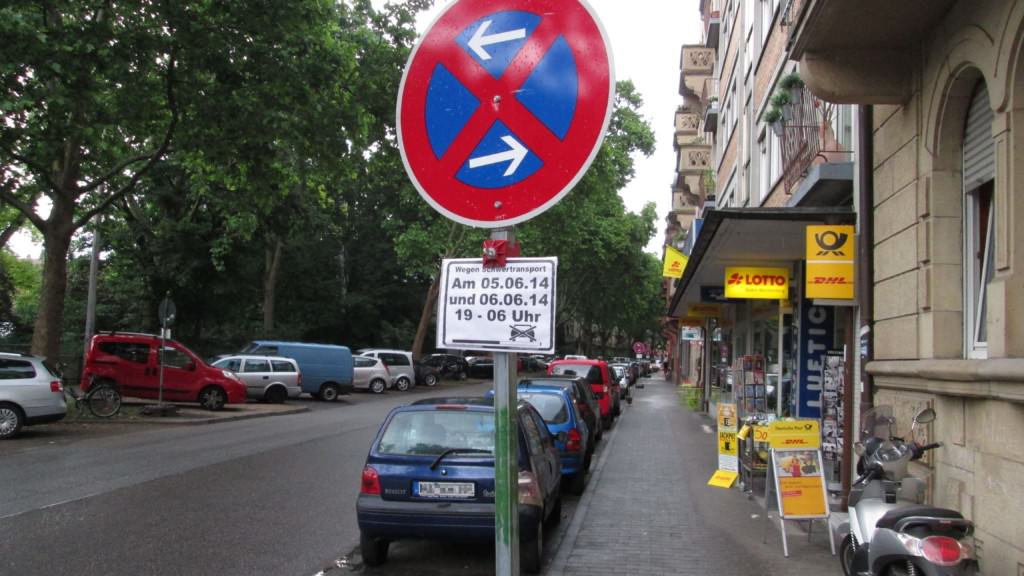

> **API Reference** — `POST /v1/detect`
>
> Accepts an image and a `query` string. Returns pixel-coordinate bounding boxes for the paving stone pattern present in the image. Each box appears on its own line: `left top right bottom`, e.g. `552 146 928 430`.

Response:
547 378 838 576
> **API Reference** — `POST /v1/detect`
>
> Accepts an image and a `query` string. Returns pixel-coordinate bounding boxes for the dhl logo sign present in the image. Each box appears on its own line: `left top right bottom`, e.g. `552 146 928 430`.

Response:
724 267 789 300
810 276 852 285
806 225 854 299
769 420 821 449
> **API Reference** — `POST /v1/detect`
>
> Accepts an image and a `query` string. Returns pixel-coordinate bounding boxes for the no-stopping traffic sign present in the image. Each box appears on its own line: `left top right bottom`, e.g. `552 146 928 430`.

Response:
397 0 614 227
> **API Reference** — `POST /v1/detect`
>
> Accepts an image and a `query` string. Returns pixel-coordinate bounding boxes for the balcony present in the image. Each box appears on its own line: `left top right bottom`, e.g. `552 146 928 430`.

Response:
678 45 716 98
786 0 956 103
704 12 720 50
704 105 718 134
778 85 852 194
676 141 712 175
675 110 701 147
701 77 719 102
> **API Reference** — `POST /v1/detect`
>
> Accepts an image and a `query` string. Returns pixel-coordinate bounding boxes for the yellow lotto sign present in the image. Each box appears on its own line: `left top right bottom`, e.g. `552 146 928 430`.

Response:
806 225 855 299
724 267 789 300
679 317 704 328
769 420 820 449
662 245 688 279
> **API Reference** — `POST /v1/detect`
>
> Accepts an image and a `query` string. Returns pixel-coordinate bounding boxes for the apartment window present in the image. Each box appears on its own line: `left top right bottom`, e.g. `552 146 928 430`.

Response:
963 81 995 358
769 129 782 186
759 0 772 47
759 132 769 202
730 80 738 131
835 105 855 151
721 170 736 207
741 160 751 206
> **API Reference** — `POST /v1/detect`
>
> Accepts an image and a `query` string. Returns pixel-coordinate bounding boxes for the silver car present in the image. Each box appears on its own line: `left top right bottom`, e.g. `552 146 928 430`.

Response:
353 356 392 394
356 349 415 391
0 352 67 439
211 355 301 403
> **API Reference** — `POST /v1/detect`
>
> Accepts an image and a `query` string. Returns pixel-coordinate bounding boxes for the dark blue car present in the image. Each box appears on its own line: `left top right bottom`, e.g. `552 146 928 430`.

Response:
488 383 592 495
356 397 562 573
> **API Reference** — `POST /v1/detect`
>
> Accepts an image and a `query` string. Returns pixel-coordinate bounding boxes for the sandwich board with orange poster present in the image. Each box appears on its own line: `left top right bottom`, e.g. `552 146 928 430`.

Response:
762 419 835 557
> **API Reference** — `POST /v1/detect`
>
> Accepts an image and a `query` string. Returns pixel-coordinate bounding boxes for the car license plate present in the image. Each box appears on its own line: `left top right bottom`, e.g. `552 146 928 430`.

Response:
415 481 475 498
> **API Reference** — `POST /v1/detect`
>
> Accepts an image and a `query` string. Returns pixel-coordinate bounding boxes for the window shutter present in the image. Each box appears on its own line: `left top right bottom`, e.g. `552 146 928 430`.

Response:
963 83 995 192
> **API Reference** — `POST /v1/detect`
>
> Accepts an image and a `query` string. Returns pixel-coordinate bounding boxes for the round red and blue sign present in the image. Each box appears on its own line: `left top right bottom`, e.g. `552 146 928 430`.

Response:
397 0 614 228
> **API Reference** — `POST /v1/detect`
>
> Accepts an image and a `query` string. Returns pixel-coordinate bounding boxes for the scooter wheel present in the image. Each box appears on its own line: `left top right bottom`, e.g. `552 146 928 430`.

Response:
838 535 854 576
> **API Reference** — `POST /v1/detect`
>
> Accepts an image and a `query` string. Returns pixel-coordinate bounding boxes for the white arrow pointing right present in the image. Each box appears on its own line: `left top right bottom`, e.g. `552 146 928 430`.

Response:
468 20 527 61
468 135 528 177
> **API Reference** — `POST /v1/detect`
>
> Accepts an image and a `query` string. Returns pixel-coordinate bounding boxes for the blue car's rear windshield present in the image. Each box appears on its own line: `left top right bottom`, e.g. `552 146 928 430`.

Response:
519 392 568 425
378 410 495 455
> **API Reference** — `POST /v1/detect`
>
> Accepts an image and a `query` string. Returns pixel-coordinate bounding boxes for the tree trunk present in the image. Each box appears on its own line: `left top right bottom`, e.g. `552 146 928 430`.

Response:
262 238 283 337
31 227 73 360
411 270 441 360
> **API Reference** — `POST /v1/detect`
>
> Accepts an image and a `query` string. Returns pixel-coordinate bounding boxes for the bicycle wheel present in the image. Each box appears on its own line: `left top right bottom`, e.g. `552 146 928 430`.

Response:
87 386 122 418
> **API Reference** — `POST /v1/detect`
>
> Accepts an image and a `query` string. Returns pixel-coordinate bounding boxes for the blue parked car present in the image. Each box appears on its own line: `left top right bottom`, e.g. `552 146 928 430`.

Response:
356 397 562 573
488 382 592 495
241 341 353 401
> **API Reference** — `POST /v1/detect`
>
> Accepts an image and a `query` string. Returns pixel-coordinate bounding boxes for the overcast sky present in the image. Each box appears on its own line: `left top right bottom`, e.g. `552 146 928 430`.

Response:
7 1 702 259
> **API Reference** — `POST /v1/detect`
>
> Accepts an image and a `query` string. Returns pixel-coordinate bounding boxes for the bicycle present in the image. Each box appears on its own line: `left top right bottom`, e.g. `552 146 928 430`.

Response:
65 381 122 418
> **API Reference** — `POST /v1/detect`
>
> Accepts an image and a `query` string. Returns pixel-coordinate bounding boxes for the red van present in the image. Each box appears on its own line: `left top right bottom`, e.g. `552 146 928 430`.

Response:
547 359 620 428
81 333 247 410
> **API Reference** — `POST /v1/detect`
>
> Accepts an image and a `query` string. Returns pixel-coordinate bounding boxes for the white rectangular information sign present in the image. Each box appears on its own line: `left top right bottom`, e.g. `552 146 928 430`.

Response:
437 257 557 353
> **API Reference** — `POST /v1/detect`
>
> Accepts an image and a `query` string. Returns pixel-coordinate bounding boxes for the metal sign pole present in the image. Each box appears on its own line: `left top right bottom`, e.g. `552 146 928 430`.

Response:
158 328 166 407
492 227 519 576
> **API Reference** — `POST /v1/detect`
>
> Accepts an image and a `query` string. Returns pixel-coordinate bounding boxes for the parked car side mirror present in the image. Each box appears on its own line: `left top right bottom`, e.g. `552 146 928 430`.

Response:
186 362 196 372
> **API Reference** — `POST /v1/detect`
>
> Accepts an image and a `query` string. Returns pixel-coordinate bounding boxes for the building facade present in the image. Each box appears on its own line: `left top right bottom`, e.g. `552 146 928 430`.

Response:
782 0 1024 572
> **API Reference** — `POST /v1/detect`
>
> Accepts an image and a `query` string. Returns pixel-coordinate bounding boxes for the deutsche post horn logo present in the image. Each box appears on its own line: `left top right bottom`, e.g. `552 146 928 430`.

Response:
815 230 848 256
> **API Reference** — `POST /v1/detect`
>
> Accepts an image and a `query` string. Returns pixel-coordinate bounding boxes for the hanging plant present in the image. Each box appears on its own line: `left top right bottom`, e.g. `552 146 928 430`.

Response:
779 73 805 117
779 72 805 91
764 108 784 136
771 91 794 122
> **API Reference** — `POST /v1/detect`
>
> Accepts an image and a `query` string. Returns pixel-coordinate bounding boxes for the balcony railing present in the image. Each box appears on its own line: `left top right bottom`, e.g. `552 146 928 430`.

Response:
701 77 720 103
779 85 851 193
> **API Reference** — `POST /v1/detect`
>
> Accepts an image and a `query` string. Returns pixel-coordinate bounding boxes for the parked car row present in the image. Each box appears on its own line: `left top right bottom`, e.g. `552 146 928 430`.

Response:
356 357 642 572
1 332 453 439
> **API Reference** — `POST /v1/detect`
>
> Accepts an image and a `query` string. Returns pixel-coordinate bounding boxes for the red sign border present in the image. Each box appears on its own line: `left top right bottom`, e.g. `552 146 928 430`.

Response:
396 0 615 228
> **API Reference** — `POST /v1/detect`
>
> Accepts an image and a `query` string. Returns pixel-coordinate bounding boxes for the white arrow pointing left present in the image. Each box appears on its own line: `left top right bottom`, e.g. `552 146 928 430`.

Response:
468 20 527 61
468 135 528 177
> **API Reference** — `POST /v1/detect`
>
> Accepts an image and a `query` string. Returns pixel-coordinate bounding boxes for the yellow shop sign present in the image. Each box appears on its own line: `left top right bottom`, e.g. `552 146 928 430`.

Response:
769 420 821 450
724 267 789 300
687 303 721 318
806 225 855 299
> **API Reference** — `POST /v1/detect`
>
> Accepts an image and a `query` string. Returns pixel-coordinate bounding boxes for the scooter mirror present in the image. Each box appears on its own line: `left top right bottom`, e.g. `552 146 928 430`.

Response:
914 407 936 424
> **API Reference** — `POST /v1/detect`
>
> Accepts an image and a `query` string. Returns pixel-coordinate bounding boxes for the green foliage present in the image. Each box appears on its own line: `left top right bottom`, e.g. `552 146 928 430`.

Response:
764 108 783 124
770 90 791 108
1 3 666 358
0 250 41 339
779 72 805 91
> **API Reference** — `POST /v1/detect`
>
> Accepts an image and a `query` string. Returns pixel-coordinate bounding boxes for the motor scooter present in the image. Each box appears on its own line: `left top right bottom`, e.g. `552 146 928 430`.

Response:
837 406 978 576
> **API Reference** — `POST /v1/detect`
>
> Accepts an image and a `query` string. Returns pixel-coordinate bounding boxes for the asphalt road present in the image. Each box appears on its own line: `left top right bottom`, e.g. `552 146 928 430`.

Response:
0 378 585 576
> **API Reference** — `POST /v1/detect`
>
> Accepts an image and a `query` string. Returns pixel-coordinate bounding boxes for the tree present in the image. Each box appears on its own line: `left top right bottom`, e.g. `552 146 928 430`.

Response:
1 2 179 358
